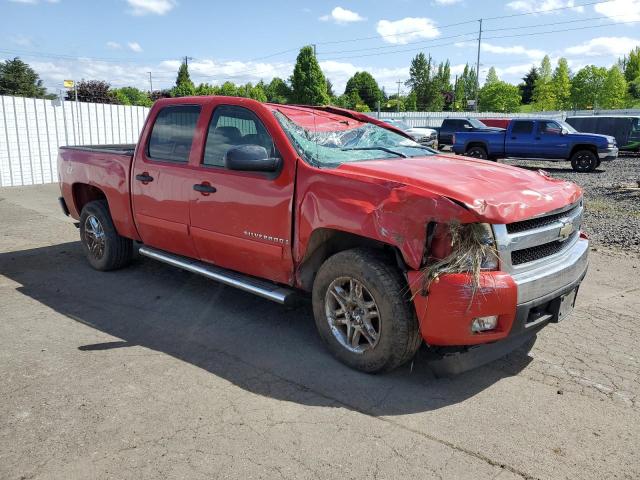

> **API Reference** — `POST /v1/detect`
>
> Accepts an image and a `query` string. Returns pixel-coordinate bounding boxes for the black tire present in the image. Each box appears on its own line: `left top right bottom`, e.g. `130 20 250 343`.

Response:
570 149 598 172
465 146 488 159
312 248 421 373
79 200 133 271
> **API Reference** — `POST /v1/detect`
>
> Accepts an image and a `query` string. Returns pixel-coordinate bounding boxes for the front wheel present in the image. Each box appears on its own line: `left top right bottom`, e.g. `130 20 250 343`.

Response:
464 146 488 159
570 150 598 172
79 200 133 271
312 248 421 373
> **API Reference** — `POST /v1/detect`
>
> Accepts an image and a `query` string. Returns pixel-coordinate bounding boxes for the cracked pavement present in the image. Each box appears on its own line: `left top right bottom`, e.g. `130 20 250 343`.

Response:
0 184 638 480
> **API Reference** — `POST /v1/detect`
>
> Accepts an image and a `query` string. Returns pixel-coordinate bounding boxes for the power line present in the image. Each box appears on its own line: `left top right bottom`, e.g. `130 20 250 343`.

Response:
482 0 614 20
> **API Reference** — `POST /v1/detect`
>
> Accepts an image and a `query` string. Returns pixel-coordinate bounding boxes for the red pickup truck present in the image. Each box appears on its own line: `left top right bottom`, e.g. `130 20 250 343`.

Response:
58 96 589 375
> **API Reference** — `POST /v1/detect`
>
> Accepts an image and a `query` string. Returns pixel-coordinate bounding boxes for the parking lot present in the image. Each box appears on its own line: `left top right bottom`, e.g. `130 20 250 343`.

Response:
1 175 639 479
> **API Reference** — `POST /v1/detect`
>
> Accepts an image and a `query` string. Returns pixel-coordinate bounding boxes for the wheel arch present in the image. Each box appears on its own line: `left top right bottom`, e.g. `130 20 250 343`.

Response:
72 183 108 215
464 141 488 153
296 228 407 292
569 143 597 158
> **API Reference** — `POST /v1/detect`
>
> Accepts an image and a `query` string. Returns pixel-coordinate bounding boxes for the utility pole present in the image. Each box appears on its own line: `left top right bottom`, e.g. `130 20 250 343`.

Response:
312 44 317 57
148 72 153 93
474 18 482 112
184 56 193 67
396 80 402 112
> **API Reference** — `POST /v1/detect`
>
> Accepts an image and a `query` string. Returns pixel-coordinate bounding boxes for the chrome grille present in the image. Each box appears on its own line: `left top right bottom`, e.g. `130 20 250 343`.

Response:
506 205 580 234
493 199 583 273
511 232 579 265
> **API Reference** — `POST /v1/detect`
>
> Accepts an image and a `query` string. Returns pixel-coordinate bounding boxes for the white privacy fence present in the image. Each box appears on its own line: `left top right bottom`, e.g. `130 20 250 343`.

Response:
0 95 149 187
2 95 640 187
369 109 640 128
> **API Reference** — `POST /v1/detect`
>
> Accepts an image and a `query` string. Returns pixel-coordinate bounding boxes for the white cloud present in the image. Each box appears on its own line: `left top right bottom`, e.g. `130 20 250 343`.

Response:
319 6 365 24
127 42 143 53
482 42 546 60
565 36 640 56
126 0 176 16
506 0 584 14
10 35 34 47
594 0 640 22
433 0 463 4
106 41 122 50
376 17 440 45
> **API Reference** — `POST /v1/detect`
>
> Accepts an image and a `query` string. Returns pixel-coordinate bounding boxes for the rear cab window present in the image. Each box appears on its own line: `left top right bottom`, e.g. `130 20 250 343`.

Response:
147 105 201 163
511 121 534 135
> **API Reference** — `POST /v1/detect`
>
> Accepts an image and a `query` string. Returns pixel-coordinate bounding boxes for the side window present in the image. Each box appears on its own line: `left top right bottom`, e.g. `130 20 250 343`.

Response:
203 105 275 167
539 121 561 135
147 105 201 163
512 121 534 135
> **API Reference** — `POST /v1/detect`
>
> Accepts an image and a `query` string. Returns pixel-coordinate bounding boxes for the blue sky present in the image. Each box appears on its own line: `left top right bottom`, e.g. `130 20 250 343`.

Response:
1 0 639 95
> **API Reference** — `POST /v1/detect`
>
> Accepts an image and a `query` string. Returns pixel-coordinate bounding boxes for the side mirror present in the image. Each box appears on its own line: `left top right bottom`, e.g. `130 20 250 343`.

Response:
561 129 568 136
225 145 281 172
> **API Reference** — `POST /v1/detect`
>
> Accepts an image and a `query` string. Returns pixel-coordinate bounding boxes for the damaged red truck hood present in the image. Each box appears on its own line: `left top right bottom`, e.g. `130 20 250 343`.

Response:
336 154 582 223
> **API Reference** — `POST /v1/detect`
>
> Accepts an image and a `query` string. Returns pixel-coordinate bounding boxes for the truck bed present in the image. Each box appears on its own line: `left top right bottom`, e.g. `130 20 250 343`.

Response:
60 144 136 156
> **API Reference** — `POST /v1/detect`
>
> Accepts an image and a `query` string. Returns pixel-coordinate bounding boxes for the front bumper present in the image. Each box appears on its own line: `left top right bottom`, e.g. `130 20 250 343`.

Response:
407 236 589 374
598 146 618 160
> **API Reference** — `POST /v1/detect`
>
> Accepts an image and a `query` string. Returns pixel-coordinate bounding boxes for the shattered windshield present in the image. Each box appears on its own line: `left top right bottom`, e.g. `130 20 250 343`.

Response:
274 110 435 168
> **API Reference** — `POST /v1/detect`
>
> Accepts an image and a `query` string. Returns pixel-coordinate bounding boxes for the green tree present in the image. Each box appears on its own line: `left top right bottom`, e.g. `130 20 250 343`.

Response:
405 91 417 111
218 81 238 97
478 80 521 112
552 58 572 110
344 71 382 111
248 83 267 102
485 66 499 85
570 65 607 109
406 53 436 110
600 65 628 109
518 67 538 105
0 57 47 98
112 86 152 107
326 78 335 98
290 45 329 105
620 46 640 98
195 83 218 96
172 61 195 97
265 77 291 104
532 55 556 111
67 80 115 103
452 75 466 111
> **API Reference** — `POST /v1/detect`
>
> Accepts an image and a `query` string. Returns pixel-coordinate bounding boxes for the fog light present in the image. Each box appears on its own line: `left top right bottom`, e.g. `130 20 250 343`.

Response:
471 315 498 333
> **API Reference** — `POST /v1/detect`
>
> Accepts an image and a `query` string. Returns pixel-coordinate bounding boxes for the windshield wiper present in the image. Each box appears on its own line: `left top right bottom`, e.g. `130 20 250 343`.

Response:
341 146 408 158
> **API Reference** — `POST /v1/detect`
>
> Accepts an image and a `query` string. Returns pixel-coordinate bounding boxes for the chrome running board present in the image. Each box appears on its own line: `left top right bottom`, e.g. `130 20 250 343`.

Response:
138 246 297 305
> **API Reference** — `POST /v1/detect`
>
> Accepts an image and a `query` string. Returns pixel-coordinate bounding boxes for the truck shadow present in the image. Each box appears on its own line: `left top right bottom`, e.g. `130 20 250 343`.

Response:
0 242 533 415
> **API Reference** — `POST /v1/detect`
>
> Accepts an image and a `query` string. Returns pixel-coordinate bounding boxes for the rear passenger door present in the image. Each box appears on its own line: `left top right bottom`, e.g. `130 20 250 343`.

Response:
131 104 201 258
506 120 536 157
186 103 295 284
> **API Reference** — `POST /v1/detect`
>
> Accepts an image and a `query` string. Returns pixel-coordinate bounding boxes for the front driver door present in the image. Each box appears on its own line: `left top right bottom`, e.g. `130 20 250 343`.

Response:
187 102 295 284
536 120 568 159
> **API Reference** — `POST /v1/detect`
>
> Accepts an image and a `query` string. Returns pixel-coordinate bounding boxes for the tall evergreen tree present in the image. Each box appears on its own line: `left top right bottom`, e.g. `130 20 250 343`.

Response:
519 67 539 105
600 65 628 109
533 55 556 111
552 58 572 110
0 57 47 98
485 67 499 85
172 61 195 97
290 46 329 105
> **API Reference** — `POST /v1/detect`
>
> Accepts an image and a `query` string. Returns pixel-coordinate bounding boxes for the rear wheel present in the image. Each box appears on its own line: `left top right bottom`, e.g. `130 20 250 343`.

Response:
312 248 421 373
79 200 133 271
465 146 488 159
570 149 598 172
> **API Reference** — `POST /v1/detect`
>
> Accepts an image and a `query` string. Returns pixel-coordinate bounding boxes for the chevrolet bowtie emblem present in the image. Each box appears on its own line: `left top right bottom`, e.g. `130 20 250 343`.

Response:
558 220 574 241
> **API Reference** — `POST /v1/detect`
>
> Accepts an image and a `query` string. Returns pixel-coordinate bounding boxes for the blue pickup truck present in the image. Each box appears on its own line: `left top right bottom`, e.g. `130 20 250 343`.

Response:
452 118 618 172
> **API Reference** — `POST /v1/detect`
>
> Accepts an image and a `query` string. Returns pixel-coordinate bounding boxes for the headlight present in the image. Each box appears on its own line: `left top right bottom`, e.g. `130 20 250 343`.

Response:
477 223 499 270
